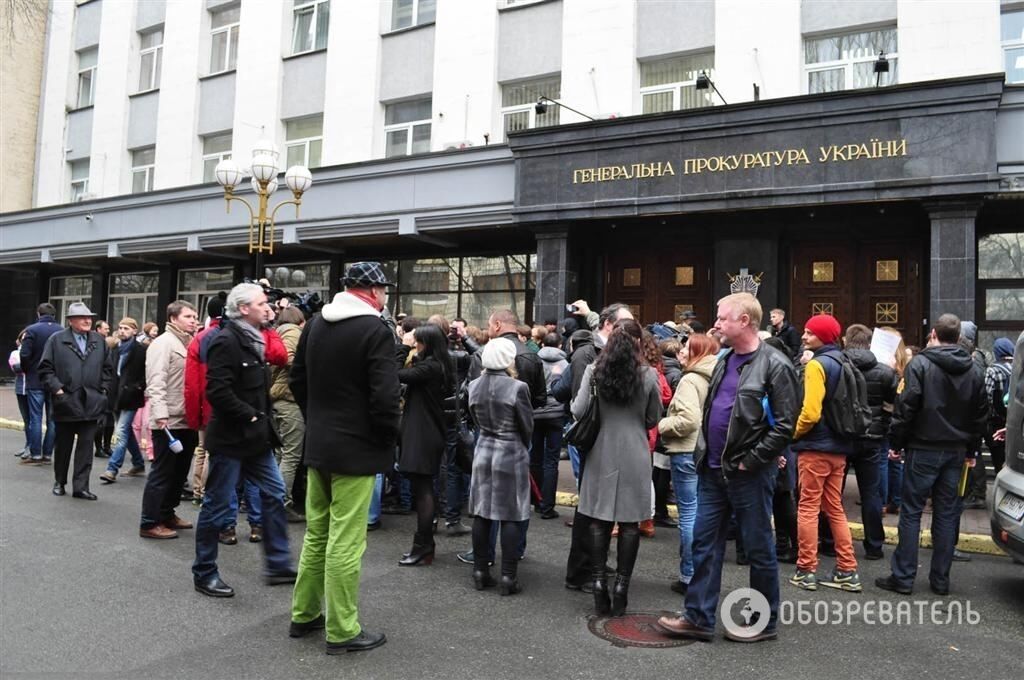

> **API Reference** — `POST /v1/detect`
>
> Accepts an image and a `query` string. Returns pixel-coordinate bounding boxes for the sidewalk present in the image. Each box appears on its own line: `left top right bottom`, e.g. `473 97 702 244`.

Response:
0 385 1001 554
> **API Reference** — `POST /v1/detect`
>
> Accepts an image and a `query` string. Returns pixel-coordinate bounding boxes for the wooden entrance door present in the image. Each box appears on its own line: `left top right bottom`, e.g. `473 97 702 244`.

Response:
789 240 924 346
606 246 713 326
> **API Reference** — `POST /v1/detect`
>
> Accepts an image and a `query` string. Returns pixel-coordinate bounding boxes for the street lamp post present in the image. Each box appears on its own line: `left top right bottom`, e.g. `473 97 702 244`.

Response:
213 140 313 279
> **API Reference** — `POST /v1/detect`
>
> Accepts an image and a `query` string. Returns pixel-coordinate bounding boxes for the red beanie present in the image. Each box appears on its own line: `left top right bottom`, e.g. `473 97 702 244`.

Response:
804 314 841 345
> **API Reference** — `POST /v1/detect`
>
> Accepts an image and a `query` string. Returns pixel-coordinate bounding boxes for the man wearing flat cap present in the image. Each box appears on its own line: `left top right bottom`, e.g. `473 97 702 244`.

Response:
289 261 401 654
37 302 113 499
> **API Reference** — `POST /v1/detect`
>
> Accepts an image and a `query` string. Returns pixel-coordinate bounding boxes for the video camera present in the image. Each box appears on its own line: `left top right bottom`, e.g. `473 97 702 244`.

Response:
244 279 325 319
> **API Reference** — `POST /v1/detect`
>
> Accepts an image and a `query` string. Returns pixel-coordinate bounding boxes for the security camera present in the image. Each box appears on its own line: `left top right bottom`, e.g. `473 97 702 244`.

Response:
85 212 94 222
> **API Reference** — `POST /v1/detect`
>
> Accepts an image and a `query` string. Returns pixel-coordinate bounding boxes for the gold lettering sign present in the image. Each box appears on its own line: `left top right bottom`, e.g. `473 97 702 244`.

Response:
570 138 908 182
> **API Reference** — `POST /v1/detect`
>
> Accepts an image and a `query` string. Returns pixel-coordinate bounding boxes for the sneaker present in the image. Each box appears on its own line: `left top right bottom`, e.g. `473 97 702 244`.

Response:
41 457 52 465
284 504 306 523
875 575 913 595
99 471 117 484
456 550 493 567
19 457 43 466
445 521 471 536
540 509 561 520
124 466 146 477
819 569 863 592
191 497 203 509
789 570 818 591
952 549 972 562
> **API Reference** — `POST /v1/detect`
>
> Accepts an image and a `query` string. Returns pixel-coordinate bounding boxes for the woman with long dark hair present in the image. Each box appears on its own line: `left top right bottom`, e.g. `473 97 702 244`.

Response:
396 323 453 566
571 318 662 616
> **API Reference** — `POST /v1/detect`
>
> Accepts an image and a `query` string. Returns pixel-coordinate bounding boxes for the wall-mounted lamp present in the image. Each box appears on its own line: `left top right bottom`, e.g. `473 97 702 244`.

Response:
873 51 889 86
534 96 595 121
694 70 727 105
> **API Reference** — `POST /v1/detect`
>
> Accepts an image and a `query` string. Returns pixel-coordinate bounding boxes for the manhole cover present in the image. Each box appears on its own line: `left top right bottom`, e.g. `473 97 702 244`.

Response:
587 611 696 648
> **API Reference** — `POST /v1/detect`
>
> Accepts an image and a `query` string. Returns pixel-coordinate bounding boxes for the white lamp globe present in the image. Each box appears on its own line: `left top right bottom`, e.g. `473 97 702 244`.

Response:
251 175 278 195
252 138 279 160
214 159 243 188
250 154 278 182
284 165 313 194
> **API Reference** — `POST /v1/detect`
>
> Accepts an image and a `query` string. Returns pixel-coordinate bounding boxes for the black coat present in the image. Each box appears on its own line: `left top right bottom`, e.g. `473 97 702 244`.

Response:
290 307 401 476
772 321 802 360
204 320 281 458
19 315 62 390
845 348 898 441
397 350 450 476
37 328 113 422
469 332 547 409
114 340 148 411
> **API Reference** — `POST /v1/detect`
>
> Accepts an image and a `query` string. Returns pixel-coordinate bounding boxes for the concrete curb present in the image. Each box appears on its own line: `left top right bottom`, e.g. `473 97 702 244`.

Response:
0 418 25 432
554 490 1006 558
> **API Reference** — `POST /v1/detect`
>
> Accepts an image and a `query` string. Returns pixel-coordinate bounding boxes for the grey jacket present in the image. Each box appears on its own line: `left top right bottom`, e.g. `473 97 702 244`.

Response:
534 346 569 420
572 363 662 523
37 328 113 422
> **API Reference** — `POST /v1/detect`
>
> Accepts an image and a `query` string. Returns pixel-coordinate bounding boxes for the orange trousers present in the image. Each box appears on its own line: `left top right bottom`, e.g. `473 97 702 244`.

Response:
796 451 858 573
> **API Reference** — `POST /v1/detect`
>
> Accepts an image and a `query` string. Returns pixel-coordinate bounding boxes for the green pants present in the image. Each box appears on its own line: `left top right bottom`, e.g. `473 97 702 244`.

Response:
272 400 304 506
291 469 374 643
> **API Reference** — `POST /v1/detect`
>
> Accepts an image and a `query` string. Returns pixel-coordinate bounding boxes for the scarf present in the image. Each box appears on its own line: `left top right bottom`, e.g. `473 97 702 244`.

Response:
347 288 383 312
237 320 266 361
165 321 193 351
117 338 133 375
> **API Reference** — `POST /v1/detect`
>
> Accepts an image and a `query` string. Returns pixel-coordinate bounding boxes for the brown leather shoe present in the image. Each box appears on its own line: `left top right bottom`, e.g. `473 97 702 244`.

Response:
140 524 178 540
639 519 656 538
655 616 714 641
165 514 193 530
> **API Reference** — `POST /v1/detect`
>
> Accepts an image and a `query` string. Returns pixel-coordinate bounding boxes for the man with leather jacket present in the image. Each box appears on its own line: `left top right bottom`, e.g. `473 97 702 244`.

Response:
658 293 798 643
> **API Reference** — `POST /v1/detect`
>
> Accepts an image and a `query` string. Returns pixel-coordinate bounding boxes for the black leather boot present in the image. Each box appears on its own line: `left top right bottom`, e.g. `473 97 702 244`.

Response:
398 532 435 566
589 520 611 615
499 558 522 596
611 574 630 617
612 523 640 617
473 554 496 590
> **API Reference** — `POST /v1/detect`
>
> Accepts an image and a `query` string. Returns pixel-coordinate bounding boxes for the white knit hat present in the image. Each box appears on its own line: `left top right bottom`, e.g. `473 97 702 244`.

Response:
481 337 516 371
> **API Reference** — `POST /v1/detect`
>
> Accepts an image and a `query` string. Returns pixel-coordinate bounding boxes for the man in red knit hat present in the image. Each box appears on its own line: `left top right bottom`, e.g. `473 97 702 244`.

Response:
789 313 861 593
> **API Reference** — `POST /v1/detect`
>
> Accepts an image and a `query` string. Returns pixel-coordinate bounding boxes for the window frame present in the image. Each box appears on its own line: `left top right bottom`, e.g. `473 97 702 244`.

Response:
209 7 240 75
976 230 1024 329
390 0 436 32
49 275 94 324
69 159 89 202
138 29 163 92
383 100 432 158
284 116 324 168
76 49 97 109
107 271 159 326
1002 9 1024 84
500 77 560 141
803 27 898 94
177 267 235 319
639 54 716 114
201 133 233 183
131 148 156 194
291 0 330 55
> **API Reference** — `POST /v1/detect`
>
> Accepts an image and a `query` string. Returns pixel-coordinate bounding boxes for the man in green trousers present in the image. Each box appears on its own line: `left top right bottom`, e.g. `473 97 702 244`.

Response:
288 262 401 654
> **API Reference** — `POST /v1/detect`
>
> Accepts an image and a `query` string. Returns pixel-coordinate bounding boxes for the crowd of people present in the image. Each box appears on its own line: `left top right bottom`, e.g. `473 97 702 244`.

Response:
6 261 1013 653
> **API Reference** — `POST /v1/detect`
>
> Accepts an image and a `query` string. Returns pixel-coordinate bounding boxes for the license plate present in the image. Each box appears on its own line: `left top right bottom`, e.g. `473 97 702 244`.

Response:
998 493 1024 522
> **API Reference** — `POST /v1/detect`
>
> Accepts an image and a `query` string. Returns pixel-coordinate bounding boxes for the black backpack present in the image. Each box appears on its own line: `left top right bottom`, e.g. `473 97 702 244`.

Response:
819 350 872 438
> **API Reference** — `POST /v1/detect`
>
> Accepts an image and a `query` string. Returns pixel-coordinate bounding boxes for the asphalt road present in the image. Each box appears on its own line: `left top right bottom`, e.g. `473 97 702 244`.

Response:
1 428 1022 680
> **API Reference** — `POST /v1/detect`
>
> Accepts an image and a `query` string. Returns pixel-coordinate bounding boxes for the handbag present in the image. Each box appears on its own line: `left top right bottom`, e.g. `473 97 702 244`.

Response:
565 379 600 453
452 378 476 474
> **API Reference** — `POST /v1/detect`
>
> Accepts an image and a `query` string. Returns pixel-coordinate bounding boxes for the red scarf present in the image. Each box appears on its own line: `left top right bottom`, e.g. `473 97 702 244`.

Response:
348 288 382 312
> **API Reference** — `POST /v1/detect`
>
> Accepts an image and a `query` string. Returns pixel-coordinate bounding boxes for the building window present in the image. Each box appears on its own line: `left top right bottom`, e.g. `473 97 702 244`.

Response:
49 276 93 324
263 262 331 299
76 48 97 108
501 77 560 139
292 0 329 54
978 232 1024 334
138 29 163 92
210 6 240 74
131 147 156 193
69 159 89 202
108 272 159 326
285 116 323 168
640 53 715 114
391 0 435 31
1003 10 1024 84
384 99 431 158
202 133 233 183
804 27 897 93
178 268 235 319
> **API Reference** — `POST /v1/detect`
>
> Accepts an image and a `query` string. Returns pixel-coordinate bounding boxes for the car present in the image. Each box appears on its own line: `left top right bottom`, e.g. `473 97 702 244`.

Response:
991 330 1024 564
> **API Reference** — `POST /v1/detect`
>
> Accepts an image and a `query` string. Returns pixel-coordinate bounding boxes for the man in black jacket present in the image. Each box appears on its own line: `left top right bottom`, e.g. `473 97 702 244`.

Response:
469 309 546 407
769 308 802 360
192 283 295 599
658 293 798 643
877 314 989 597
289 262 400 653
99 318 148 483
19 303 62 464
37 302 113 499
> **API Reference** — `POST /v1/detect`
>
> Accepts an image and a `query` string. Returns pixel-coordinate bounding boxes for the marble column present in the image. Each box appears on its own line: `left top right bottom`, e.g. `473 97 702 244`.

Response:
926 201 980 325
533 231 576 326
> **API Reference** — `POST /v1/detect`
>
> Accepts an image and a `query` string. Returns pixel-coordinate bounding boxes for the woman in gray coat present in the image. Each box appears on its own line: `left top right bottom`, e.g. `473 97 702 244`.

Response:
572 318 662 617
467 338 534 596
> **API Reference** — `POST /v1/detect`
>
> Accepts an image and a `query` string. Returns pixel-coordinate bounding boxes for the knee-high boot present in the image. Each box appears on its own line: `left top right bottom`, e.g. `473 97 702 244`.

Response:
612 523 641 617
589 519 611 615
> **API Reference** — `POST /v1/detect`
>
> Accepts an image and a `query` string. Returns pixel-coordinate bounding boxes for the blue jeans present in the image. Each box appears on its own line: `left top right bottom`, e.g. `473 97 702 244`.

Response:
890 449 964 592
368 473 383 524
684 464 779 632
530 418 564 513
26 389 55 460
444 428 470 524
564 421 581 485
887 455 904 506
106 409 145 473
851 441 885 555
669 453 699 584
228 479 263 527
192 451 291 581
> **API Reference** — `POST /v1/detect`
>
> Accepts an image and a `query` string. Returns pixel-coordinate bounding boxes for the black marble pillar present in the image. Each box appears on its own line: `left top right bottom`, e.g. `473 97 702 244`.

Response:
533 230 576 326
927 201 979 325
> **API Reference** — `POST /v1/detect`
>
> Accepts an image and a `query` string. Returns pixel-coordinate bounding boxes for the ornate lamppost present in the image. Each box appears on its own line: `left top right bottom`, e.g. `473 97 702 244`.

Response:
213 140 313 277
